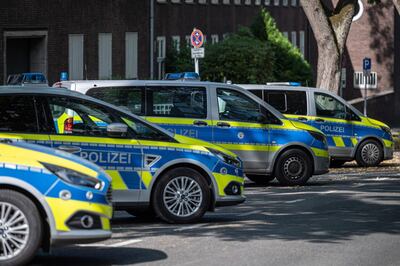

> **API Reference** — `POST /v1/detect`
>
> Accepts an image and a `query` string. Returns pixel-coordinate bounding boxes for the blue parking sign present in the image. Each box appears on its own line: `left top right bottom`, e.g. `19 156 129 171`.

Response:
363 58 371 71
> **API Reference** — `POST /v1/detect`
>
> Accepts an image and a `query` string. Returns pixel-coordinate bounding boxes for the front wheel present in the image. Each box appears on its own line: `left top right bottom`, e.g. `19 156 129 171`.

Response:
356 139 383 167
275 149 312 186
152 167 211 224
246 175 275 185
0 190 43 266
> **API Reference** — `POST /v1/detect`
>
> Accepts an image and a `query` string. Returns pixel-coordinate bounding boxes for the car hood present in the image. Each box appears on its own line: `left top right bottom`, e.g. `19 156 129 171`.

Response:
367 117 390 129
174 134 239 158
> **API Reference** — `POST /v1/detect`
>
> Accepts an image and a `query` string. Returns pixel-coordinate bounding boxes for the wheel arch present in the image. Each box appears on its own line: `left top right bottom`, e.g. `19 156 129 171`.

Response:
271 143 315 174
148 159 217 210
352 136 384 158
0 177 55 252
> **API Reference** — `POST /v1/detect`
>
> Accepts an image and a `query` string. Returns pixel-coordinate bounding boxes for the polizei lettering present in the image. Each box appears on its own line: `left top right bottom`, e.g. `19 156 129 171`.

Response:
320 125 345 133
80 151 132 165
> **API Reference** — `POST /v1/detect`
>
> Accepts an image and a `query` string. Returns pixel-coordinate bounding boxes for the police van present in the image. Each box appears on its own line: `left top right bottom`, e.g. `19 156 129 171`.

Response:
239 84 394 167
54 80 330 186
0 139 112 265
0 86 245 224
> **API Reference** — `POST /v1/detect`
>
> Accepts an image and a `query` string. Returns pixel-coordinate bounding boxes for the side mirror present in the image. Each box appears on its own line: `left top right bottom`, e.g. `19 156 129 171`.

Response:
107 123 128 137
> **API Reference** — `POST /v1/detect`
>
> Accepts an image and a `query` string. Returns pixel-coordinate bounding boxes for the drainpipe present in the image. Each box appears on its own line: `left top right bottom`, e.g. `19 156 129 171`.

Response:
150 0 154 79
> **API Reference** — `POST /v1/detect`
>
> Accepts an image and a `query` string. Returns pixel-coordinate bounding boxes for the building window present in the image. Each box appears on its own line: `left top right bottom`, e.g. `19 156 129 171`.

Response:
185 0 194 3
255 0 261 5
211 0 219 4
283 0 288 6
211 34 219 44
98 33 112 79
68 34 84 80
172 36 181 52
291 0 297 6
245 0 251 5
234 0 241 4
291 31 297 47
283 31 288 38
274 0 279 6
223 33 229 40
157 0 167 3
198 0 206 4
264 0 271 5
299 30 305 55
157 37 166 79
171 0 181 3
125 32 138 79
185 35 191 46
223 0 230 4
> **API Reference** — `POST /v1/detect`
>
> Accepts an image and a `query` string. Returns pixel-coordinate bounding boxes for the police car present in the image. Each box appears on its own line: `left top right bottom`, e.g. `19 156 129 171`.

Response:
0 86 245 223
54 80 330 186
240 84 394 167
0 139 112 265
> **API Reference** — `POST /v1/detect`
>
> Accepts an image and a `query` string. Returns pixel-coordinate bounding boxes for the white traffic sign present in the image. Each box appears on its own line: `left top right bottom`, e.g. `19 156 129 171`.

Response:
191 28 204 48
191 47 205 59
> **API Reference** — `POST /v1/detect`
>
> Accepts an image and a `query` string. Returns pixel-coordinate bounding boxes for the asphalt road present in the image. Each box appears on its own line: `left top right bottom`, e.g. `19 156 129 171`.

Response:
31 169 400 266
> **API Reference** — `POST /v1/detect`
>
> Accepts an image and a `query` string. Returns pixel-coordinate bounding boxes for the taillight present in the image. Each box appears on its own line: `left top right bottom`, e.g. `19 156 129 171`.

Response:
64 117 74 133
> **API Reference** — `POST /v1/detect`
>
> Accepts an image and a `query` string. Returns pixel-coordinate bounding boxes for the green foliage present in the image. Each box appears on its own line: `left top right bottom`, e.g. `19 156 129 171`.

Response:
261 10 313 84
165 10 313 85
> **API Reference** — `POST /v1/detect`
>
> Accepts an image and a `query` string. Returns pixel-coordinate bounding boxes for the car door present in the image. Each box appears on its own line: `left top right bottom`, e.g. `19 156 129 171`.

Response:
40 95 144 202
144 85 213 142
211 86 270 173
0 94 51 145
310 92 354 158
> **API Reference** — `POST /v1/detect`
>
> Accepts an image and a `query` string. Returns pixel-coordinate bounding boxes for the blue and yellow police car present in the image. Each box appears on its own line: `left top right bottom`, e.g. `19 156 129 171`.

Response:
0 86 245 224
241 84 394 167
0 139 112 266
53 80 330 186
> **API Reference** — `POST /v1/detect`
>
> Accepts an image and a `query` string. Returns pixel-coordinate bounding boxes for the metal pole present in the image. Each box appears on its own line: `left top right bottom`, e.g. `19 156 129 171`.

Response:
195 58 199 74
364 74 367 116
150 0 154 79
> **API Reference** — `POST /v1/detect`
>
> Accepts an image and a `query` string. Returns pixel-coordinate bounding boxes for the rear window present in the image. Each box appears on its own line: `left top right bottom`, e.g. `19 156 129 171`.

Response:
264 90 307 115
146 86 207 119
0 95 38 133
87 87 144 115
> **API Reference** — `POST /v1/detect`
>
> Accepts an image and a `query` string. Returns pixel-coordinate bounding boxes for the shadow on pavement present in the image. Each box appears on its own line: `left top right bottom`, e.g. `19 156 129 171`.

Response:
31 247 167 266
111 176 400 245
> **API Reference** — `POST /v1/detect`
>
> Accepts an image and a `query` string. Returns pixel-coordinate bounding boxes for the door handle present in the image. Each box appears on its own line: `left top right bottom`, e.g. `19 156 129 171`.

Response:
315 118 325 123
297 117 308 121
193 120 208 126
57 145 82 153
217 122 231 128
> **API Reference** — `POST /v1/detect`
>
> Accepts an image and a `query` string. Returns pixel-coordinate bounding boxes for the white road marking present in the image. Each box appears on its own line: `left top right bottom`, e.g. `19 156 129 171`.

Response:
284 199 305 204
174 224 205 232
108 239 143 247
77 243 107 247
237 210 262 217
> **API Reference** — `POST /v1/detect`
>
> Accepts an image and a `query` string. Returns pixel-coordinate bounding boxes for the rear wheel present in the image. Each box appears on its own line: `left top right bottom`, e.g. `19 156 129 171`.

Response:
330 159 347 168
246 175 275 185
275 149 312 186
0 190 43 266
356 139 383 167
152 167 210 224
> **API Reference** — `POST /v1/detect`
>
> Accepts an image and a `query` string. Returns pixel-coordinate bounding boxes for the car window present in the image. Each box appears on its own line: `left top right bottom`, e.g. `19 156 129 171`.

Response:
314 92 346 119
146 86 207 118
0 95 38 133
121 116 174 142
264 90 307 115
217 88 262 123
47 96 120 137
249 90 262 100
87 87 144 115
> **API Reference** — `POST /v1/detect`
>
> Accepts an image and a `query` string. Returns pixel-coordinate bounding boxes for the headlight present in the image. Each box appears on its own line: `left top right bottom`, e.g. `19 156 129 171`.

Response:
308 131 327 144
41 162 104 190
208 148 241 167
380 126 392 137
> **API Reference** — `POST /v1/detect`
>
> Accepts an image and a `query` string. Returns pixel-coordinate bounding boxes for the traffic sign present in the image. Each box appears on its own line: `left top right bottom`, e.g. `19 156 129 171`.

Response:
191 47 205 59
363 57 371 75
191 28 204 48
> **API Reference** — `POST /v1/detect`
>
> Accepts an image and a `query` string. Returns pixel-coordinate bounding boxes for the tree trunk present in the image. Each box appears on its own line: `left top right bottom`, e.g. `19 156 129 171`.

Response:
394 0 400 14
300 0 356 94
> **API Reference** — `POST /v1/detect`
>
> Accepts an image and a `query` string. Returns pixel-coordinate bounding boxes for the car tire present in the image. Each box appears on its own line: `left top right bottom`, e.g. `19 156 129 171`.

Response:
275 149 312 186
152 167 210 224
330 159 347 168
355 139 383 167
0 189 43 266
246 175 275 185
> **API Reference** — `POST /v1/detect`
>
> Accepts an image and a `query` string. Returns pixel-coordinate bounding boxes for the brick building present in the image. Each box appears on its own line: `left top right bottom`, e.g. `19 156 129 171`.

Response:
0 0 399 125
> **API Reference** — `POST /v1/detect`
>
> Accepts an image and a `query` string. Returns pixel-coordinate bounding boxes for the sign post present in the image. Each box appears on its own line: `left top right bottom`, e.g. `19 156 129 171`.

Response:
363 57 371 116
190 28 204 75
